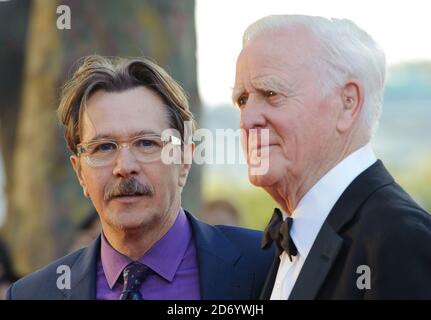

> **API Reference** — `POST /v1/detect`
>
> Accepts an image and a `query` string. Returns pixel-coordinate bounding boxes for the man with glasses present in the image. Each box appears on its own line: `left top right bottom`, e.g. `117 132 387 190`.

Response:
7 55 273 300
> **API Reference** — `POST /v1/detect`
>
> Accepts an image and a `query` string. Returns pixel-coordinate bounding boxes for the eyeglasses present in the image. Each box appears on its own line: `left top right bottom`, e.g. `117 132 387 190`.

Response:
77 134 182 167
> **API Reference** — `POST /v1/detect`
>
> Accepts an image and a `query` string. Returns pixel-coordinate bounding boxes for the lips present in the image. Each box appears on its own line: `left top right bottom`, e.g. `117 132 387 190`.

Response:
247 135 276 151
113 193 142 198
248 143 276 155
255 143 275 149
111 194 144 203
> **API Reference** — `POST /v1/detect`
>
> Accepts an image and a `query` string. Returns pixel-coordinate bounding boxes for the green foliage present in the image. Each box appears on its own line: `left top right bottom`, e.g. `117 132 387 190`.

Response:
394 155 431 214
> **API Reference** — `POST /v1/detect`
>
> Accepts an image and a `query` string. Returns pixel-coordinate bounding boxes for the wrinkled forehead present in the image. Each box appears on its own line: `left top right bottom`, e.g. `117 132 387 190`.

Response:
80 87 171 142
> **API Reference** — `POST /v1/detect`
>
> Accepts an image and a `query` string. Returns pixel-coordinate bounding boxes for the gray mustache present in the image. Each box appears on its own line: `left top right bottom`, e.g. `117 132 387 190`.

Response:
104 177 154 201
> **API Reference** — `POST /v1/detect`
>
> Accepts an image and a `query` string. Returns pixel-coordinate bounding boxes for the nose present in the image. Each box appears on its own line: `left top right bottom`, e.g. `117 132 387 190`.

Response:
112 146 140 177
239 94 266 130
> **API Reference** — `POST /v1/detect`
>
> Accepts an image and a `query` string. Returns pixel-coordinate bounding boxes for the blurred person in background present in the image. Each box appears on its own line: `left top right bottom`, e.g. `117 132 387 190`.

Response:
0 237 18 300
69 209 101 252
234 15 431 299
200 199 241 226
8 55 273 300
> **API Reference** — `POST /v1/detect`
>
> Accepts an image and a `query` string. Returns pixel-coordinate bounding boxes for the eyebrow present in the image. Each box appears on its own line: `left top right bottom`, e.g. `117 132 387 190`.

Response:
86 129 160 144
231 86 245 105
231 76 291 105
252 76 291 94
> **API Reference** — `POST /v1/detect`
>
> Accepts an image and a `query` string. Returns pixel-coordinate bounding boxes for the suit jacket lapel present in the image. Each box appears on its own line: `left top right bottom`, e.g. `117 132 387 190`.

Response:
186 212 254 300
289 222 343 299
289 160 394 299
259 256 280 300
63 236 100 300
326 160 394 231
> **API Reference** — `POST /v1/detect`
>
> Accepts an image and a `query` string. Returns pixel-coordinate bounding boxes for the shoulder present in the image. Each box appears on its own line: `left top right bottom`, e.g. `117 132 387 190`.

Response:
7 248 85 300
211 224 274 289
359 181 431 236
206 223 274 268
186 210 267 248
187 211 274 264
214 224 266 251
355 183 431 298
343 159 430 234
353 181 431 269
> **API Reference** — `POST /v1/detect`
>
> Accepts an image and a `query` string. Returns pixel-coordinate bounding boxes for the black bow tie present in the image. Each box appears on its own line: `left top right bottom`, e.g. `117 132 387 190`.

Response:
262 208 298 261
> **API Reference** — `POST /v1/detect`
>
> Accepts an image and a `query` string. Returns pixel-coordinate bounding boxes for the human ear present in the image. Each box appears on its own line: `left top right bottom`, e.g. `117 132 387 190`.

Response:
336 80 364 133
178 143 195 187
70 155 90 198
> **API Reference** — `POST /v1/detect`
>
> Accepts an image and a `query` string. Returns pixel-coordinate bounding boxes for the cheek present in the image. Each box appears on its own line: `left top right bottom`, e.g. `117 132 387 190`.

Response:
310 94 336 127
271 117 296 157
308 106 335 142
269 111 316 168
146 165 180 196
81 168 108 197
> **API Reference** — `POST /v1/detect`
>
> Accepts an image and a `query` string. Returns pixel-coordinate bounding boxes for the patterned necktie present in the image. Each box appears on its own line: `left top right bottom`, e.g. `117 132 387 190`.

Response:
119 261 151 300
261 208 298 261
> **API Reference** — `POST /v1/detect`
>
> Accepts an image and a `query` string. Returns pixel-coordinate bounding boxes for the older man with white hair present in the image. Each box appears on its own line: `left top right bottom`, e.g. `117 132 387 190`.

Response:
233 15 431 299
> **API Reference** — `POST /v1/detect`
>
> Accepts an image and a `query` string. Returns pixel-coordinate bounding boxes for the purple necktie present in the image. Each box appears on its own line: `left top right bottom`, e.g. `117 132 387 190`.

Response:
119 261 151 300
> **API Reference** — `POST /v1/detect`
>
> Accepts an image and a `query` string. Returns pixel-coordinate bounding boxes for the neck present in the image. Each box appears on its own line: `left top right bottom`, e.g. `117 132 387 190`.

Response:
270 139 367 215
102 199 181 260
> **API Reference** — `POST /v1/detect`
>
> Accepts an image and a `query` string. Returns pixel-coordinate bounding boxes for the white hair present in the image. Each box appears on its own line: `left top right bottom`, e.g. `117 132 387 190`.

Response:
243 15 386 138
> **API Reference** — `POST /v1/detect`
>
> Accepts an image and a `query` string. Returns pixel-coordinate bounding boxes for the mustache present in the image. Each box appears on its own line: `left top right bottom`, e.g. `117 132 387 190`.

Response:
104 177 154 201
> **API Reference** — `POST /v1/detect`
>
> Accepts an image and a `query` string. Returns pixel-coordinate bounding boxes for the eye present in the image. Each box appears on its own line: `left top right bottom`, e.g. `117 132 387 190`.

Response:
265 90 277 98
236 94 248 108
91 142 116 154
134 138 161 149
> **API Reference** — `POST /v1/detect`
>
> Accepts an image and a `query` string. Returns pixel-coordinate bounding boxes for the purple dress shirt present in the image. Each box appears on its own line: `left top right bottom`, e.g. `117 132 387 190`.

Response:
96 208 201 300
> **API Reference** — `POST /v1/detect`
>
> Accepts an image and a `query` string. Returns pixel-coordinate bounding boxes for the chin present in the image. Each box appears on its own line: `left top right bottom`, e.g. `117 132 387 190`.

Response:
247 152 285 186
116 219 147 232
248 167 280 187
107 210 153 232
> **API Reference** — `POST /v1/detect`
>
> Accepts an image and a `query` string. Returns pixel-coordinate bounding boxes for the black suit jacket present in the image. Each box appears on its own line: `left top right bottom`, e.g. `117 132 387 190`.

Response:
260 160 431 299
8 212 274 300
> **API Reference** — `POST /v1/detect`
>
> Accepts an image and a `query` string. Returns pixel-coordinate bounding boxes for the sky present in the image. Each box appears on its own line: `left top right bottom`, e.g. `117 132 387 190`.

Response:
196 0 431 107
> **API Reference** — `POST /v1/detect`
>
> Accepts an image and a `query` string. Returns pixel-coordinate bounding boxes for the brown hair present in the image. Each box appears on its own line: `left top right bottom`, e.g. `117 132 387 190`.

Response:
57 55 195 154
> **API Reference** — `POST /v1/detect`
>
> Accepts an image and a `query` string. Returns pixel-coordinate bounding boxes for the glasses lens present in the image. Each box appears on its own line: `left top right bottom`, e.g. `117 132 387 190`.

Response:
86 141 117 166
131 136 163 163
81 135 174 166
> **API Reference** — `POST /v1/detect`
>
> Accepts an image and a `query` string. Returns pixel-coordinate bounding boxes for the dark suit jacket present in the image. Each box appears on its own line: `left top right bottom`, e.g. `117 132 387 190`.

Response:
260 160 431 300
8 211 274 300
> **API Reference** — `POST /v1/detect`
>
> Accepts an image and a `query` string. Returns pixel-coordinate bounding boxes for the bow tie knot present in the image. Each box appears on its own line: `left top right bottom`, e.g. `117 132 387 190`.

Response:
262 208 298 261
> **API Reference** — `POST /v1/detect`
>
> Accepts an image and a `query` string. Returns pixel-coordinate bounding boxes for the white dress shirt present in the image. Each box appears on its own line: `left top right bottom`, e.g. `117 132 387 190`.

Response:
270 143 377 300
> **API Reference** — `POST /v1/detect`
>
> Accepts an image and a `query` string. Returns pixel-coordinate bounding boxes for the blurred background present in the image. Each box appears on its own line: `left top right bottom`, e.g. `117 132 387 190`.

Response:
0 0 430 294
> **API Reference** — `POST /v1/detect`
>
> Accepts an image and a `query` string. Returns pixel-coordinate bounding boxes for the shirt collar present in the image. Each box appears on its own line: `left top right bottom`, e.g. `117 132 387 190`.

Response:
100 207 192 289
287 143 377 259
